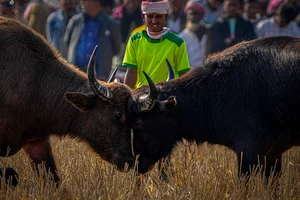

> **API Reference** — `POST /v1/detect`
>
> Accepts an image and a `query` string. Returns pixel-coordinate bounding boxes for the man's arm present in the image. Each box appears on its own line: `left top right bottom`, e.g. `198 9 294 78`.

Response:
46 14 53 43
179 72 187 77
62 17 75 58
124 68 137 89
175 39 191 76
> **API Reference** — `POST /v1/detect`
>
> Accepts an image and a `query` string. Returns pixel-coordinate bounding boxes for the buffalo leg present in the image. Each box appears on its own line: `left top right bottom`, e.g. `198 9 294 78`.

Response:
265 155 282 198
0 167 18 187
237 151 282 180
0 125 23 157
23 138 59 183
158 155 172 181
235 133 272 178
237 152 259 177
265 154 282 179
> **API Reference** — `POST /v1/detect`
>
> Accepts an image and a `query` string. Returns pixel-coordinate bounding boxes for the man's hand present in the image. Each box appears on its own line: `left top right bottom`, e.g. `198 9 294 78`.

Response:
124 68 137 88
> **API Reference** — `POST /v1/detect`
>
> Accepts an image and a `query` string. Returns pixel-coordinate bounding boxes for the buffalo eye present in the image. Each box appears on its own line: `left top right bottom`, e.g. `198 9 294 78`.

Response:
114 112 123 121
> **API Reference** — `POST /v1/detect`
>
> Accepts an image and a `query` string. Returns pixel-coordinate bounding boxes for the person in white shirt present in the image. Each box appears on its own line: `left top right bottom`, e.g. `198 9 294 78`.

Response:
179 1 211 69
256 2 300 38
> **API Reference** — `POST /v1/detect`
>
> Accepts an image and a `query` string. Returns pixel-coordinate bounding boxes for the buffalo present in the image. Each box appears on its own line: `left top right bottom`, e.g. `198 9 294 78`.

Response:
0 17 134 183
128 36 300 179
0 168 18 187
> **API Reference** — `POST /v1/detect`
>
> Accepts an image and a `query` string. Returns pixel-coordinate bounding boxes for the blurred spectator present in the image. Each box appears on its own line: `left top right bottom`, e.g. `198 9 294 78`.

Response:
101 0 115 14
114 0 123 7
191 0 224 25
0 0 21 20
23 0 50 38
267 0 300 15
209 0 256 53
47 0 80 52
43 0 61 13
64 0 121 81
258 0 269 18
179 1 212 68
267 0 300 27
257 2 300 37
167 0 187 33
15 0 29 20
203 0 224 24
242 0 264 28
113 0 143 43
296 12 300 27
267 0 283 15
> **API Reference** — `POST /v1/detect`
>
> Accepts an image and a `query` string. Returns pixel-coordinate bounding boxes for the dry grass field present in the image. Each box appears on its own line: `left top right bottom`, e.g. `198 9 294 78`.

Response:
1 136 300 200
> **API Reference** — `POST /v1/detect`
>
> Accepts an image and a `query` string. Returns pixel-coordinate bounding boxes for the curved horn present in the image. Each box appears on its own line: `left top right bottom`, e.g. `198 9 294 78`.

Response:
138 71 158 112
87 46 113 99
107 67 118 83
166 59 175 81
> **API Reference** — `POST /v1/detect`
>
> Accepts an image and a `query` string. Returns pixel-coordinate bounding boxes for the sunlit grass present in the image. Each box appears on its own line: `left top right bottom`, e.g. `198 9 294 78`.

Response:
1 137 300 199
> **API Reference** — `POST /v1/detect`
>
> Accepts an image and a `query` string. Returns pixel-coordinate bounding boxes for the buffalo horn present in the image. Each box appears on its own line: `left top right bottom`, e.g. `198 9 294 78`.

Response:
87 45 113 99
138 71 158 112
166 59 175 81
107 67 119 83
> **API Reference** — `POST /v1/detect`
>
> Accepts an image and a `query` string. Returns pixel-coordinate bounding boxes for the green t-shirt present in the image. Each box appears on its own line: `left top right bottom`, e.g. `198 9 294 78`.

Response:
122 30 190 88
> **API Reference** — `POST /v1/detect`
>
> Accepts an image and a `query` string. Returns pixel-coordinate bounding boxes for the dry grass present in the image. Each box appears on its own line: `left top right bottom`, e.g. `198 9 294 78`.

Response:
1 136 300 200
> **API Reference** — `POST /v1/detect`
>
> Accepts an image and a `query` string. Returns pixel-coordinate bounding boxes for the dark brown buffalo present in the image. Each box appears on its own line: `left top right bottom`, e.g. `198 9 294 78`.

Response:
128 36 300 179
0 17 134 183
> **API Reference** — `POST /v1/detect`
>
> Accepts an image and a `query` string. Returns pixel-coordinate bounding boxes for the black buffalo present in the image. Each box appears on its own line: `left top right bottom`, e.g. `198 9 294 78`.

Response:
129 36 300 178
0 168 18 187
0 17 134 183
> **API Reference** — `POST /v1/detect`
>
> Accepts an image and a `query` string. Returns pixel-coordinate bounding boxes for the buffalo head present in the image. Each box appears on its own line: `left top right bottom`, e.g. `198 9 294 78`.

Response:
64 46 134 171
128 59 179 174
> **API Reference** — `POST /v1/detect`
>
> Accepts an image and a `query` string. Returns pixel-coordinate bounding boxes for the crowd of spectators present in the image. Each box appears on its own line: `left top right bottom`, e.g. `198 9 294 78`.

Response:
1 0 300 80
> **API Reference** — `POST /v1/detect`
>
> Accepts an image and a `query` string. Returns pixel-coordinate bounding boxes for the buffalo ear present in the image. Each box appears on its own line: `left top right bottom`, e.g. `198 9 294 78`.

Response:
64 92 96 111
158 96 177 111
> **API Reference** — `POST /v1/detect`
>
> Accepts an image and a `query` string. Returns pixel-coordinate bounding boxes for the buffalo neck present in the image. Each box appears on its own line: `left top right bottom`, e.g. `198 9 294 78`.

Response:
158 68 221 145
30 59 92 137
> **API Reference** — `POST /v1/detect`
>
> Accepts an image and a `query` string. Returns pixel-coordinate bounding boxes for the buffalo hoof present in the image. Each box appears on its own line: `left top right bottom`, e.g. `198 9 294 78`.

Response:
0 167 18 187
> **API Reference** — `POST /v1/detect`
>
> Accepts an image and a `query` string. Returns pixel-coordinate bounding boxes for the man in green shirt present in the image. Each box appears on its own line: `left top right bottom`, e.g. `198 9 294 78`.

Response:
122 0 190 89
